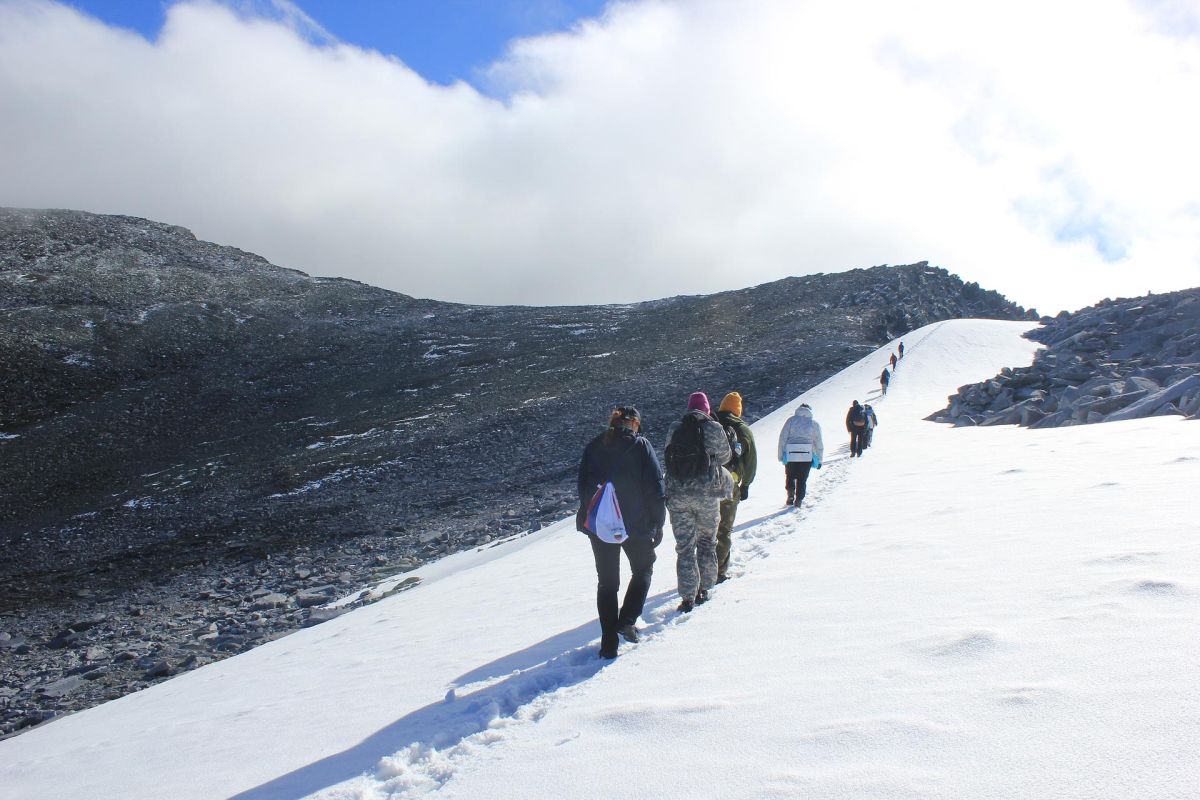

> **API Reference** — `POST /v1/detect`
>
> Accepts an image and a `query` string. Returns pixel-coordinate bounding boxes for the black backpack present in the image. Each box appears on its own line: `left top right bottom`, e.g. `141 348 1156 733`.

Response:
665 412 710 480
717 415 741 472
850 406 866 428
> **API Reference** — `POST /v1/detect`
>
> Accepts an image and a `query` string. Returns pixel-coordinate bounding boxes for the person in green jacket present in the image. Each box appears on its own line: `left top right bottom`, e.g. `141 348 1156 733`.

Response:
715 391 757 583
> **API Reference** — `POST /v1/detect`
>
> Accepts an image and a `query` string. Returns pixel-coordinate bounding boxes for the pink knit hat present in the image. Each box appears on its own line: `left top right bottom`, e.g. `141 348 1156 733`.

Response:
687 391 711 414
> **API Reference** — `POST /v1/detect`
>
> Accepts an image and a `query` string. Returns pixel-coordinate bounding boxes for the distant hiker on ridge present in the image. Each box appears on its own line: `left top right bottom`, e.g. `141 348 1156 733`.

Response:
577 406 666 659
777 403 824 507
880 367 891 395
863 403 879 449
890 352 898 370
846 400 868 457
715 392 757 583
664 392 734 612
898 341 905 359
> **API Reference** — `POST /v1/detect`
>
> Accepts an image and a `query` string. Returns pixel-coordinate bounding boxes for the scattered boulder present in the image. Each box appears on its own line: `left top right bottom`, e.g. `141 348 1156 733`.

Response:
250 593 289 611
302 607 347 628
294 592 330 609
142 659 172 679
68 615 107 632
46 630 80 650
37 675 87 698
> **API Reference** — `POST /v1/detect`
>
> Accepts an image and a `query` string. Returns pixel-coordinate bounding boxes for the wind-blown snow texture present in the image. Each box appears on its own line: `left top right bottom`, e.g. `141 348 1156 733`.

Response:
2 319 1197 799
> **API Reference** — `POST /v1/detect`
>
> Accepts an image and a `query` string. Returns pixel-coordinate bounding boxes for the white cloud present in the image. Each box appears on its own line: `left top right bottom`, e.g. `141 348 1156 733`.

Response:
1 0 1197 312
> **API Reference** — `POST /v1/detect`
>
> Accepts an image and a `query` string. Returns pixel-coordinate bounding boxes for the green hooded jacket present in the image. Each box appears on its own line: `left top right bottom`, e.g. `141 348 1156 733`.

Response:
716 410 757 488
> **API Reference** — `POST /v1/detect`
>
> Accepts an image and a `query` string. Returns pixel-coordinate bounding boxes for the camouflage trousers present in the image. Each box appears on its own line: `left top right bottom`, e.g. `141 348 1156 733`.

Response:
668 494 722 602
716 494 740 580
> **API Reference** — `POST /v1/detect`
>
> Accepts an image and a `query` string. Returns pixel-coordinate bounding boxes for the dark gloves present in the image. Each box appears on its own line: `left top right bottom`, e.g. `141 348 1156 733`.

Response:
740 485 749 501
650 526 664 547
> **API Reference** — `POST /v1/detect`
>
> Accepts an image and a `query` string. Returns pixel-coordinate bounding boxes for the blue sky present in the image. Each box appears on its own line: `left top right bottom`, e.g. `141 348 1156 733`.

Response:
65 0 607 85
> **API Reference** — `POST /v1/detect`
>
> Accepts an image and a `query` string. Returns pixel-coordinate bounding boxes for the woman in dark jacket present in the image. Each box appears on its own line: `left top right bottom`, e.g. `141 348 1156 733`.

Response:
577 406 666 659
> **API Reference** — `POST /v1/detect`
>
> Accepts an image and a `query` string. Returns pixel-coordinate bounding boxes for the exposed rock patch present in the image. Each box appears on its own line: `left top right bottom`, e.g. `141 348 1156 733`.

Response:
929 289 1200 428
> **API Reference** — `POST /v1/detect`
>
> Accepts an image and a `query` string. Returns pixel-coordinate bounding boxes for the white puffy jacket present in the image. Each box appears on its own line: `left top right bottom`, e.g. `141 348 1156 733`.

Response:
777 406 824 464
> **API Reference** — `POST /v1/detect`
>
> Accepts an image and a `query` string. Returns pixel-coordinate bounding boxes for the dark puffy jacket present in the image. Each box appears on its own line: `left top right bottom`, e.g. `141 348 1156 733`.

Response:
846 403 866 432
577 428 667 539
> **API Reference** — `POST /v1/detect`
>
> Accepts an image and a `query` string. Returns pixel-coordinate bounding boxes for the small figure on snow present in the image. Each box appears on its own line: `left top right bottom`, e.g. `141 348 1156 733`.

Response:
577 406 666 659
846 400 868 457
715 392 757 584
880 367 891 395
777 403 823 507
664 392 734 613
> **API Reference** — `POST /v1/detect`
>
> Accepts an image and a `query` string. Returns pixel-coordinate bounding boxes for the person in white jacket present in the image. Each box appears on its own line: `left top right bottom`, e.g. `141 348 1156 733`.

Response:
777 404 824 507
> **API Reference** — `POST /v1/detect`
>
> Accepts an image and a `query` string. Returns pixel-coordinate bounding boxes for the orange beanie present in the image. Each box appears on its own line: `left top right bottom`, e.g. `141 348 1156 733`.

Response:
718 392 743 416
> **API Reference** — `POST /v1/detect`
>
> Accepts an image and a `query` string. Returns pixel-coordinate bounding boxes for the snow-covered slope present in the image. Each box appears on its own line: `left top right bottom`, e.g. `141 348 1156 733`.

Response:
3 319 1198 800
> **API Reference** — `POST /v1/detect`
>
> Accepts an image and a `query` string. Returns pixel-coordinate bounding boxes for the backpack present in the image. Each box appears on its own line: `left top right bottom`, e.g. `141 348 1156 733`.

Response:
850 406 866 428
717 416 742 472
585 481 628 544
665 413 711 480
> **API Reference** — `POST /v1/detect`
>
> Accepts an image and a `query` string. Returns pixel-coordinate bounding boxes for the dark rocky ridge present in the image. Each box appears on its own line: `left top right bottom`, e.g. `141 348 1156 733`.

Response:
0 208 1032 735
929 288 1200 428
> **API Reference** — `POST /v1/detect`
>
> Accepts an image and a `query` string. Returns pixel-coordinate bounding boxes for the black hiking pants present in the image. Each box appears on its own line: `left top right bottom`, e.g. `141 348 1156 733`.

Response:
590 533 656 651
849 429 866 457
785 461 813 505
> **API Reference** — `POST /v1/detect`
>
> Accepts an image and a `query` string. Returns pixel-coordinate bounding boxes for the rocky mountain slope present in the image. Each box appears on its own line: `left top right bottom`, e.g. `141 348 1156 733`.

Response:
0 208 1032 735
929 288 1200 427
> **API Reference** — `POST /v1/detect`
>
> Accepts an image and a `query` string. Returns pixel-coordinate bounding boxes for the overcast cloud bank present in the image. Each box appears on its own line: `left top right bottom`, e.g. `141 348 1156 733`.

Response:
1 0 1198 310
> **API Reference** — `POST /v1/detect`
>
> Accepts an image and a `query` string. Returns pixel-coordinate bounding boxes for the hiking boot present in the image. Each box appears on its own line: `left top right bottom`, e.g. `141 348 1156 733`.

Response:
598 632 618 659
716 574 729 585
695 589 710 606
677 598 694 613
617 623 640 643
786 495 794 506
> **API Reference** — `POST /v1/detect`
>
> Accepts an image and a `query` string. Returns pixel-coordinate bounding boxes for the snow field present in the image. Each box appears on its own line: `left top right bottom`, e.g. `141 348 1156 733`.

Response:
2 319 1198 800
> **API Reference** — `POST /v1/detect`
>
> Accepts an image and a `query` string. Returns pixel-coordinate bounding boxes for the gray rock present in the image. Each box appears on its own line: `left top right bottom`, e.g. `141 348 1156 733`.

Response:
46 630 80 650
250 593 290 611
68 615 107 632
302 607 347 628
0 633 27 650
142 660 172 679
294 592 329 609
1105 375 1200 422
37 675 87 698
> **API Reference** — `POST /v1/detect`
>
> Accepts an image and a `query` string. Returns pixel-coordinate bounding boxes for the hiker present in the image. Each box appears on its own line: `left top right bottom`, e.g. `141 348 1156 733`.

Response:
890 352 898 370
777 403 824 507
577 406 666 659
846 400 868 457
898 341 905 359
715 392 757 583
664 392 734 612
880 367 891 395
863 403 878 448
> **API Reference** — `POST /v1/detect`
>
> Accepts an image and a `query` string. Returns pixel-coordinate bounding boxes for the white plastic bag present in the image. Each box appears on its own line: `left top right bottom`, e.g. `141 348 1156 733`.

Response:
588 482 628 544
